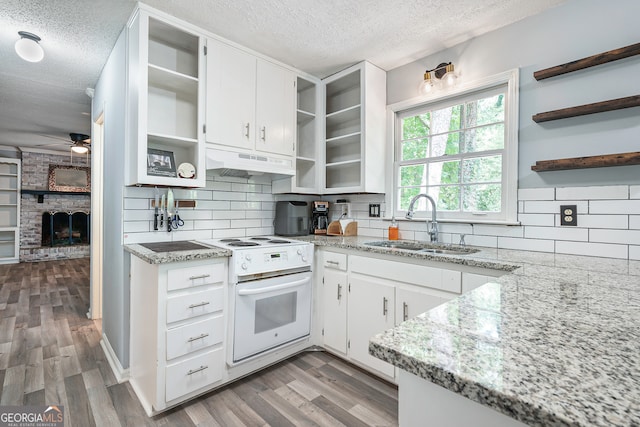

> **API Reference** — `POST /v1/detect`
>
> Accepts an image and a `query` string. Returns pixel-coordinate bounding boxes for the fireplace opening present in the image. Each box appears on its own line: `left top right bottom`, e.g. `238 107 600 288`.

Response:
41 211 90 247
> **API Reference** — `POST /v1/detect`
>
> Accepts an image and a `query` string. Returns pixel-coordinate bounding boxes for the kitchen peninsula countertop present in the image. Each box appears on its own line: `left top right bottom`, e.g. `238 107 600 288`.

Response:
299 234 640 426
124 242 230 264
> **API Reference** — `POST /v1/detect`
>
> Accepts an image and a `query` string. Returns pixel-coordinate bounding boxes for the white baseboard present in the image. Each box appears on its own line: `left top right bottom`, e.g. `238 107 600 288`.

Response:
100 333 130 383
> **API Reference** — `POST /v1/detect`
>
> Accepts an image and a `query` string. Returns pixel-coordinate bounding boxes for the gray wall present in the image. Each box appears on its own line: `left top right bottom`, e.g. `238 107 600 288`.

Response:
92 29 130 368
386 0 640 188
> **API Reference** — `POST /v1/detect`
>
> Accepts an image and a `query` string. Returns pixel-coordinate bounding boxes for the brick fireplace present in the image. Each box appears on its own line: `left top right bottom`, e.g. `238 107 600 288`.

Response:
20 151 91 262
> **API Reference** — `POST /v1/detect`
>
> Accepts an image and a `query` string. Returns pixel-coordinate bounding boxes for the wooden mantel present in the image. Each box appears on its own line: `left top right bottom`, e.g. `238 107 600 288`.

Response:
531 152 640 172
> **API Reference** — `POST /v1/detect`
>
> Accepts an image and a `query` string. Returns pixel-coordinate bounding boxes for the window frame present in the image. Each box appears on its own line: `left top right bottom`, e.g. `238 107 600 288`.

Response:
386 69 519 224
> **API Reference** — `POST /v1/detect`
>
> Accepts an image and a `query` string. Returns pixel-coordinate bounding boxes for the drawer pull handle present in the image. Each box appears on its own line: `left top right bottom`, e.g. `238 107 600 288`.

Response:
188 301 210 309
403 302 409 321
187 333 209 343
187 365 208 376
337 284 342 301
189 274 210 280
383 297 388 316
326 260 339 266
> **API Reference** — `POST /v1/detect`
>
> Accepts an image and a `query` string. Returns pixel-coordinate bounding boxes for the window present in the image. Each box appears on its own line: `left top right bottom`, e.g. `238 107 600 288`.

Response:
392 70 518 223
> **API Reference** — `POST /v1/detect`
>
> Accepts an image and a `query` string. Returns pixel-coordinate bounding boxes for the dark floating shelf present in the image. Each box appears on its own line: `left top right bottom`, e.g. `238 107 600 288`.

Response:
531 152 640 172
534 42 640 80
532 95 640 123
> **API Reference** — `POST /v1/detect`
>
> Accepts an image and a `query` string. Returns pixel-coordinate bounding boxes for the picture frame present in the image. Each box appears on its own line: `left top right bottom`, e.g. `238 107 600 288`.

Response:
48 165 91 192
147 148 177 177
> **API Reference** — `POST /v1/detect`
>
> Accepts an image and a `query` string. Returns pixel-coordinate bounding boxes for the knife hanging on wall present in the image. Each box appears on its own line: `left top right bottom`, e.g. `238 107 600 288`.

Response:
153 187 159 231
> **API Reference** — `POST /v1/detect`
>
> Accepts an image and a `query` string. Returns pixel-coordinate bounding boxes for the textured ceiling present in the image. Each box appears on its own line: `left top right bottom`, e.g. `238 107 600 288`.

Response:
0 0 566 152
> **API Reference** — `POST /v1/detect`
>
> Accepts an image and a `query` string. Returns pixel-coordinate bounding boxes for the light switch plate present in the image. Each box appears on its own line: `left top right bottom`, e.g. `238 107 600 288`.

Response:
369 204 380 217
560 205 577 226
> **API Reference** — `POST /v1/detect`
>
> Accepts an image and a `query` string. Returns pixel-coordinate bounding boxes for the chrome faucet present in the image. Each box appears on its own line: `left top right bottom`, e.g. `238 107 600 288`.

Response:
406 194 438 242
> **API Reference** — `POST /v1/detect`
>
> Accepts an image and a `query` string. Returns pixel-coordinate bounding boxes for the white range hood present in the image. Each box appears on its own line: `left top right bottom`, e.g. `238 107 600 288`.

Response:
205 148 295 178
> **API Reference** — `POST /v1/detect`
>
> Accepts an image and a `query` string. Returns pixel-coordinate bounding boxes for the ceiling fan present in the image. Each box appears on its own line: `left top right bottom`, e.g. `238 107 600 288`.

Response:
35 132 91 153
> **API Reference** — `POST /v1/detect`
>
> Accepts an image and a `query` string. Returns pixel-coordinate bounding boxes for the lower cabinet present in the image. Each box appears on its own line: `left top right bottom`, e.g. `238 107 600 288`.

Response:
320 249 467 381
129 256 228 415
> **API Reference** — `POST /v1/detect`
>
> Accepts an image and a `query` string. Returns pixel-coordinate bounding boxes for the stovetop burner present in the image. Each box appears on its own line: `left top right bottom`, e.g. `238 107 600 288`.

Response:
227 241 260 247
267 239 290 244
249 237 271 241
220 238 242 242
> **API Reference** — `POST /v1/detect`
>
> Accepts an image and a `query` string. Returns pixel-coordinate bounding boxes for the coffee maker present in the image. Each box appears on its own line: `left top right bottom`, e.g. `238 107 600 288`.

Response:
311 201 329 234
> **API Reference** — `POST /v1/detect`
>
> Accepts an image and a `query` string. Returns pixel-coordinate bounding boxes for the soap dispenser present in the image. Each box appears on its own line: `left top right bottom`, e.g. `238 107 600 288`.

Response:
389 216 399 240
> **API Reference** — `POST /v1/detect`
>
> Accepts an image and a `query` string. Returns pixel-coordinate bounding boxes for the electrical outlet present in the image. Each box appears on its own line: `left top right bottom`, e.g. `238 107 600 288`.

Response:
369 203 380 217
560 205 577 226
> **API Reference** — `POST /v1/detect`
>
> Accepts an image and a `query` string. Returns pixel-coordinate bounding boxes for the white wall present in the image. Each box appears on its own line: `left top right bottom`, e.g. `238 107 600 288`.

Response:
387 0 640 189
92 29 129 368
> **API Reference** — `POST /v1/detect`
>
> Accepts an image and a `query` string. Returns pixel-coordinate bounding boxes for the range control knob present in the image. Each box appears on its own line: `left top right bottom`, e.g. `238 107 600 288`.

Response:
297 249 303 255
302 256 307 262
241 263 248 270
245 254 252 261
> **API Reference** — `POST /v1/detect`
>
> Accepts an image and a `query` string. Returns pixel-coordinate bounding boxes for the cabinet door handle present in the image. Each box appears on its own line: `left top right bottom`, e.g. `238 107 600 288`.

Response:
403 302 409 321
188 274 210 280
260 126 266 141
188 301 210 309
244 122 250 138
337 284 342 301
187 365 208 376
187 333 209 343
382 297 388 316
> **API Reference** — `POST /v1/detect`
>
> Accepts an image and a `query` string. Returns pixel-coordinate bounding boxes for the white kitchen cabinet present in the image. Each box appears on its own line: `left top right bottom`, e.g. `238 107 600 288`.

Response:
348 275 395 378
0 158 20 264
129 256 228 415
323 61 386 193
126 8 206 187
396 286 446 323
206 39 295 157
322 267 348 355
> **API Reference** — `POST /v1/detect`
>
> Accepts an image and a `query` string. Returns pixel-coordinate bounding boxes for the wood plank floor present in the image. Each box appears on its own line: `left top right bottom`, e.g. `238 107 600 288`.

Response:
0 258 398 426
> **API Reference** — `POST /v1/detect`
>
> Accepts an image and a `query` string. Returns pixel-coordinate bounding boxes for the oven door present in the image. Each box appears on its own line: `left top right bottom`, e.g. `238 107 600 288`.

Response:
233 271 312 362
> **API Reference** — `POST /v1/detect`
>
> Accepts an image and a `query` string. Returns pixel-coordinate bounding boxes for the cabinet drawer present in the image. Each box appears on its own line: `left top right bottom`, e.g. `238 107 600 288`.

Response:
165 348 224 403
166 287 224 324
166 315 224 361
167 263 225 291
323 251 347 271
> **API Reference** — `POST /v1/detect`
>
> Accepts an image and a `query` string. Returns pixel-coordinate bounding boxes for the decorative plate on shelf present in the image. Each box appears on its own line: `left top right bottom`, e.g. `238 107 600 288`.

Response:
177 162 196 179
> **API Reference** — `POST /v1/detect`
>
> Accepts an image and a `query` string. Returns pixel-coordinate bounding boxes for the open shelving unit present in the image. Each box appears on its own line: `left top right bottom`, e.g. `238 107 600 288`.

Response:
531 152 640 172
127 11 206 187
0 158 20 264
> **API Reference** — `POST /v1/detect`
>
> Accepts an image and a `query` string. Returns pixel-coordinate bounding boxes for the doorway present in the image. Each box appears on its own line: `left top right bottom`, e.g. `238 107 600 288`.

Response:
89 113 104 320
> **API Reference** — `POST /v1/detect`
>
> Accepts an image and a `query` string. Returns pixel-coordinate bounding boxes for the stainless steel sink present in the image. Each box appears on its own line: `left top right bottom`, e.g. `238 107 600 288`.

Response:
364 240 478 255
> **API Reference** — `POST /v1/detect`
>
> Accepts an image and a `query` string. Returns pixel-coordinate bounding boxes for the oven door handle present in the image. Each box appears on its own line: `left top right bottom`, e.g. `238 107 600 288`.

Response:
237 277 310 296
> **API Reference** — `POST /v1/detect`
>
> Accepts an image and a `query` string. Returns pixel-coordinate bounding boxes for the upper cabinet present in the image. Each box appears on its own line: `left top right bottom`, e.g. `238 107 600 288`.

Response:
206 39 295 157
126 9 206 187
323 62 386 194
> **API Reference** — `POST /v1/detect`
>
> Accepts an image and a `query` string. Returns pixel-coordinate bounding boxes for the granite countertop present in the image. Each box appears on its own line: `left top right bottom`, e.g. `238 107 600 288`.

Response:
359 245 640 426
124 241 230 264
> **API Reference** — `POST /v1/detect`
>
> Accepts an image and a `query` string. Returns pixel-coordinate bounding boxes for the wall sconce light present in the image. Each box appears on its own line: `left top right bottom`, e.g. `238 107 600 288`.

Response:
15 31 44 63
418 62 457 95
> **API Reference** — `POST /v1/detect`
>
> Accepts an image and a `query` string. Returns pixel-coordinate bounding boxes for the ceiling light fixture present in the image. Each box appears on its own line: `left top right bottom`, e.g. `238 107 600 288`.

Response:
418 62 457 95
15 31 44 63
71 144 89 154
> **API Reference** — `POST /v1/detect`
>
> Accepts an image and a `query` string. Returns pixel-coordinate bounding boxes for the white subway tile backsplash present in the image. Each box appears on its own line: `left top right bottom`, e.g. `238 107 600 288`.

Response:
589 229 640 245
124 198 149 210
178 210 212 220
194 219 231 229
247 193 273 202
231 183 260 193
590 200 640 214
518 213 555 226
518 188 554 201
197 200 231 210
230 219 262 229
209 181 232 191
212 210 246 220
556 241 628 259
498 237 554 252
556 185 628 200
172 189 212 200
524 226 588 241
123 210 153 221
564 214 628 229
123 221 150 233
211 191 246 201
464 234 498 248
245 210 274 219
630 186 640 199
524 200 588 214
229 201 262 210
630 216 640 230
629 246 640 260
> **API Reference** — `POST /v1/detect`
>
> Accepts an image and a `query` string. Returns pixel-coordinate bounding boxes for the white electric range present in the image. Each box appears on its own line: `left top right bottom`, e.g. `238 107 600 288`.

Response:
198 236 313 364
